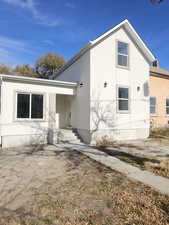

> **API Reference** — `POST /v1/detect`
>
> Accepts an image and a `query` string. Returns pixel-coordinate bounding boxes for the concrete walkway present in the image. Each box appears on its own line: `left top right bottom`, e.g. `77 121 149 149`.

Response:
63 143 169 196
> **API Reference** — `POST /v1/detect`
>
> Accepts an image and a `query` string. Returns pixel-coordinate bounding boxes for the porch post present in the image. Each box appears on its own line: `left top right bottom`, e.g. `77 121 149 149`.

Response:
48 93 56 144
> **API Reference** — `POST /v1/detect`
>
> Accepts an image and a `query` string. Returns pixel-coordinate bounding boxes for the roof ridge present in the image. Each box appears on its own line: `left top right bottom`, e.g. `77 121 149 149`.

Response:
55 19 155 78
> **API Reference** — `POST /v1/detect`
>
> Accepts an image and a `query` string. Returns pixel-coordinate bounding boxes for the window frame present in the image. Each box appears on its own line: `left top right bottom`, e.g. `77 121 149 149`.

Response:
116 40 130 69
15 91 45 121
117 85 130 113
166 98 169 116
150 96 157 116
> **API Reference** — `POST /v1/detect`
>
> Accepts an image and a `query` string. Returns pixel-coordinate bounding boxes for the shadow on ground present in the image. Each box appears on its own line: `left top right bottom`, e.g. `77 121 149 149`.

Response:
98 148 160 166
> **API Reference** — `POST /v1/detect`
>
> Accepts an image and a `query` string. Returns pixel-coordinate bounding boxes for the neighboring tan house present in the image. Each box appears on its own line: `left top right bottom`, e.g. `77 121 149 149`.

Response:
0 19 156 148
150 66 169 127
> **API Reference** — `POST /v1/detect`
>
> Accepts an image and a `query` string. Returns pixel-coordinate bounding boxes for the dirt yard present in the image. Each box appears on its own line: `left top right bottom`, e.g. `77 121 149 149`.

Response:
0 144 169 225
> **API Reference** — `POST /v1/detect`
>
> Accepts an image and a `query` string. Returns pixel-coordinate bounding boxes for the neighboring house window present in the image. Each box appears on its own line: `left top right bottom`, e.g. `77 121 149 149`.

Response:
166 99 169 115
150 97 156 115
117 41 129 67
118 87 129 112
17 93 44 119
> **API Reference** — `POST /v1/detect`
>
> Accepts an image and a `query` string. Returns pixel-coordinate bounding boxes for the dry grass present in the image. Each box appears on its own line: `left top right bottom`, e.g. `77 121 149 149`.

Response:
150 127 169 139
145 160 169 178
96 136 144 150
0 152 169 225
96 136 169 179
97 145 169 179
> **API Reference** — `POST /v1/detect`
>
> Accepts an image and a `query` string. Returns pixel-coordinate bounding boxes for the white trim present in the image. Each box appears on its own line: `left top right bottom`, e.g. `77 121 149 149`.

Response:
15 92 45 121
0 74 77 87
117 85 130 114
55 19 155 78
91 19 155 62
29 93 32 119
116 40 129 69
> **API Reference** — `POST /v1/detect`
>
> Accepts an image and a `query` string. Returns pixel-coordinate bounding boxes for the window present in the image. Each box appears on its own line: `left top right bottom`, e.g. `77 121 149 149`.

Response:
16 93 44 119
166 99 169 115
17 94 30 118
150 97 156 115
31 94 43 119
118 87 129 112
117 41 129 67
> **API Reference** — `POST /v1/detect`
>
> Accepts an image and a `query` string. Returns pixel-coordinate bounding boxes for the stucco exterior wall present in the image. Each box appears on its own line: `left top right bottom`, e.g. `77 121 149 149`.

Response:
90 27 150 141
0 80 75 147
150 75 169 127
56 51 91 142
56 95 72 128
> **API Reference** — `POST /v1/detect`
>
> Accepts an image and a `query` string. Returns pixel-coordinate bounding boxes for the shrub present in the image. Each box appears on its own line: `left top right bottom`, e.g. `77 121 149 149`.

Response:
150 127 169 138
96 136 118 149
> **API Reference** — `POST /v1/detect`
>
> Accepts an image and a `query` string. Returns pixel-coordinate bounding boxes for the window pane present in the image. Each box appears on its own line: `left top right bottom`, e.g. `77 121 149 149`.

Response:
118 100 128 111
118 55 128 67
166 99 169 107
31 94 43 119
166 107 169 115
150 106 155 114
118 42 128 55
17 94 30 118
118 87 128 99
150 97 156 105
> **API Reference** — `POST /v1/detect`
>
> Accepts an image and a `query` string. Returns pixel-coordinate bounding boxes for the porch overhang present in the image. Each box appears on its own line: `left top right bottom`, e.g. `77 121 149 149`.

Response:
0 74 77 95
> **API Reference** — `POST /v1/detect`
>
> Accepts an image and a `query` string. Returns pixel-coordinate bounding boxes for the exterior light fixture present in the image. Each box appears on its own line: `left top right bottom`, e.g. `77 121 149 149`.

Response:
104 81 107 88
79 82 84 87
137 86 140 91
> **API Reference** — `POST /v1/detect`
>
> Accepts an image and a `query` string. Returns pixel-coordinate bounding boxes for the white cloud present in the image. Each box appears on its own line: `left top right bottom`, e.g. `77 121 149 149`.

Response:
1 0 61 27
0 36 38 65
43 40 55 46
65 2 76 9
0 48 10 58
1 0 35 9
0 47 19 66
0 48 16 66
0 36 34 54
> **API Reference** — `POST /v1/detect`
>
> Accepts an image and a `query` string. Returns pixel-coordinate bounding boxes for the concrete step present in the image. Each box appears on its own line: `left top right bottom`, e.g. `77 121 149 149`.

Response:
59 133 77 139
60 139 82 144
59 129 74 134
60 137 78 141
58 129 82 144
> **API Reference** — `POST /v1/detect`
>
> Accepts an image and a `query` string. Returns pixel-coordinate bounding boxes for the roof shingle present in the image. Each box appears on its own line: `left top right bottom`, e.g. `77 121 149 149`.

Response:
150 67 169 78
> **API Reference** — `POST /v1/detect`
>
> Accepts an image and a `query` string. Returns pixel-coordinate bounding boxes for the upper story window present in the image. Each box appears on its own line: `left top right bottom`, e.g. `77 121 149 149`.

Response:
150 97 156 115
117 87 129 112
166 99 169 115
16 93 44 119
117 41 129 68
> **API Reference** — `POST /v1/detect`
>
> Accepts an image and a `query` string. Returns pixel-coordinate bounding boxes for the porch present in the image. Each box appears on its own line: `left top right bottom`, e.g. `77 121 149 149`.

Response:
0 75 77 148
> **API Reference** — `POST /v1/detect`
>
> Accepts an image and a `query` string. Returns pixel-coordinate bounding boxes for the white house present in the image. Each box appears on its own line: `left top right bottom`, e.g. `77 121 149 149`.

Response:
0 75 77 147
54 19 156 143
0 19 156 148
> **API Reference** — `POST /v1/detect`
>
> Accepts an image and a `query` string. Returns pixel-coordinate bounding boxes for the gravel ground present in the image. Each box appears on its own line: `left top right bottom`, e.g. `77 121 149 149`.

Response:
0 144 169 225
0 145 69 209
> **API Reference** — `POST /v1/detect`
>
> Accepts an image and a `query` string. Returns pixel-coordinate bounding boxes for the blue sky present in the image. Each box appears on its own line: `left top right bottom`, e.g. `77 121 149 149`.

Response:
0 0 169 70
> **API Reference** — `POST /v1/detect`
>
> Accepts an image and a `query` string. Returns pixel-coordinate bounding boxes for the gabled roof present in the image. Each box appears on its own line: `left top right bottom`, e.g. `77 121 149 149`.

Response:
150 67 169 78
91 19 155 62
55 19 156 77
